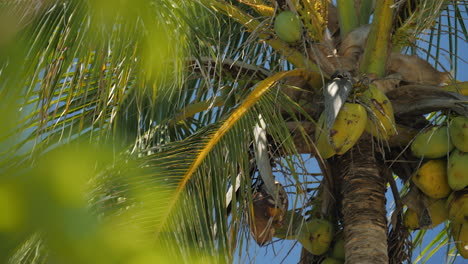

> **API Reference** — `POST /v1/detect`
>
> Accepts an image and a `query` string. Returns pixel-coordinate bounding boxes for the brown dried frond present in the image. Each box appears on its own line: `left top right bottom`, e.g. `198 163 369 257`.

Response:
388 53 451 86
249 182 288 245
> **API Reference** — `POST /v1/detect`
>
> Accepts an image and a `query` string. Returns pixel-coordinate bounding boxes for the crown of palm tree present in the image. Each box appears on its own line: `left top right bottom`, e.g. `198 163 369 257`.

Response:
1 0 467 263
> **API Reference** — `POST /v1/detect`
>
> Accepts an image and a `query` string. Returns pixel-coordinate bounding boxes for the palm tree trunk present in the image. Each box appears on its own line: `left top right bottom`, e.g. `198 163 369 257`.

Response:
299 137 389 263
339 137 388 263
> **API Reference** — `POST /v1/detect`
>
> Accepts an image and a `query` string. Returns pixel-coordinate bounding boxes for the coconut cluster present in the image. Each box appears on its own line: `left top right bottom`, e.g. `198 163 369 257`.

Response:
404 116 468 258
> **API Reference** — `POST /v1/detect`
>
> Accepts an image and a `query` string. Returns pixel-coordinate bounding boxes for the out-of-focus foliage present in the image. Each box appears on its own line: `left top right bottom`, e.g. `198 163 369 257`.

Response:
1 143 219 264
0 0 222 263
0 0 307 263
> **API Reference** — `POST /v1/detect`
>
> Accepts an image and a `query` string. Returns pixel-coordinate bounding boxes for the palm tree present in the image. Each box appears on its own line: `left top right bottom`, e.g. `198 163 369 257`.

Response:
1 0 467 263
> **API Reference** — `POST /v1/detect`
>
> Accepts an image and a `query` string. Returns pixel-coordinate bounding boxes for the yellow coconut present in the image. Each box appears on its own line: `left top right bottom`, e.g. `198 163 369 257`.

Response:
403 208 420 230
403 199 448 229
360 84 397 140
315 103 367 158
451 222 468 259
447 191 468 224
315 113 337 159
412 160 451 199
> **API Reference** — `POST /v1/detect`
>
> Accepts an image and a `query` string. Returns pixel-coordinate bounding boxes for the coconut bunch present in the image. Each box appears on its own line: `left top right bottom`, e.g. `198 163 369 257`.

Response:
314 82 397 159
272 210 345 264
273 10 451 160
249 184 339 262
401 116 468 258
273 9 450 87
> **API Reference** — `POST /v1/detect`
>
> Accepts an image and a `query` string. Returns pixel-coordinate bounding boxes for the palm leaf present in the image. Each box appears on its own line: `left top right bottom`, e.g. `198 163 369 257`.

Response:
3 0 468 263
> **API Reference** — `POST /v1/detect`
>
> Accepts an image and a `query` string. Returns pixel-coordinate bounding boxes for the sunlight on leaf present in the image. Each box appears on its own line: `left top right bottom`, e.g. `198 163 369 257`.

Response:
154 69 312 235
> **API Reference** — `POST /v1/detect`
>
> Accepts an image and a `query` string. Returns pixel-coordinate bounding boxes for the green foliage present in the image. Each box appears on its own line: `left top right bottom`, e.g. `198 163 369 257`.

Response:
1 143 221 264
0 0 467 263
0 1 310 263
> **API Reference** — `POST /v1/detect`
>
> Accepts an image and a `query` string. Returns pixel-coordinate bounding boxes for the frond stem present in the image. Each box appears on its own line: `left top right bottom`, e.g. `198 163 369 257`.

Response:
336 0 359 38
359 0 394 77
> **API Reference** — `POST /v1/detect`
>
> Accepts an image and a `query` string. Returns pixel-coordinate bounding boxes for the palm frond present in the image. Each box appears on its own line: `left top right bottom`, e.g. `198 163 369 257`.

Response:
3 0 468 263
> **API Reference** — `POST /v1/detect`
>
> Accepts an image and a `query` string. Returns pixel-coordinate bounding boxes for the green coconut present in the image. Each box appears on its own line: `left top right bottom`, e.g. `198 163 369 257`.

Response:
331 238 345 260
321 257 343 264
448 149 468 191
411 126 454 158
449 116 468 152
298 219 334 255
274 11 302 44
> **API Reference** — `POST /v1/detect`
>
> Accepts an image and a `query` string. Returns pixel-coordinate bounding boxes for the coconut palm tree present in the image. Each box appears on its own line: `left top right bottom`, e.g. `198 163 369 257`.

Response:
0 0 467 263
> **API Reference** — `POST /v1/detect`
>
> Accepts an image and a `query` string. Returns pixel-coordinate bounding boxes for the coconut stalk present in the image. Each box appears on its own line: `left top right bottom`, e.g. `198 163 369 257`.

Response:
357 0 374 25
359 0 394 77
337 0 359 38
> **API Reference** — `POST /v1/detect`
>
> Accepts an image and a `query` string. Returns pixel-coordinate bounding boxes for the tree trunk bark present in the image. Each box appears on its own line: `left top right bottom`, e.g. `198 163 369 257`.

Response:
339 138 388 264
299 137 389 263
